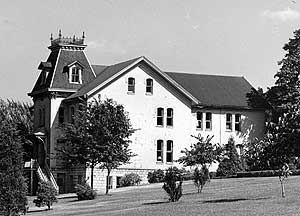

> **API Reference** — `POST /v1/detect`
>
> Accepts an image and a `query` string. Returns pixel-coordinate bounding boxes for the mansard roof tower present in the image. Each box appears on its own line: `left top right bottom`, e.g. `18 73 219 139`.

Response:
28 30 96 99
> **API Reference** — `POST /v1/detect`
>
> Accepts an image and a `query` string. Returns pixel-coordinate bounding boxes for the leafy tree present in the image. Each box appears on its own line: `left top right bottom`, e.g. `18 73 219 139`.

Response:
178 134 222 168
33 182 58 210
59 97 135 194
193 165 209 193
0 100 28 216
162 167 183 202
245 29 300 197
216 137 242 177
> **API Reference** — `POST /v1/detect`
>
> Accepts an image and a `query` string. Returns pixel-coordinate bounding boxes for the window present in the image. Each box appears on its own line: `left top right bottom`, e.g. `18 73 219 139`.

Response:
166 108 173 127
235 114 241 132
70 106 75 123
146 78 153 94
40 71 48 85
70 67 81 83
128 77 135 93
166 140 173 163
205 112 212 130
226 113 232 130
196 112 203 129
58 107 64 124
157 108 164 126
157 140 163 162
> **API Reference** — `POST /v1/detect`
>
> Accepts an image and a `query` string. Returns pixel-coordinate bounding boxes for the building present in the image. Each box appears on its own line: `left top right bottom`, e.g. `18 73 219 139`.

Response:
28 32 265 194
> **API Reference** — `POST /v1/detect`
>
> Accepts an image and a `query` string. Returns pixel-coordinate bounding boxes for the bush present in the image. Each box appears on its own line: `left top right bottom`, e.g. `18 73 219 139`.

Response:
236 169 300 178
147 169 165 183
162 167 183 202
33 182 58 210
193 165 210 193
120 173 142 187
75 183 97 200
217 137 242 177
181 168 193 181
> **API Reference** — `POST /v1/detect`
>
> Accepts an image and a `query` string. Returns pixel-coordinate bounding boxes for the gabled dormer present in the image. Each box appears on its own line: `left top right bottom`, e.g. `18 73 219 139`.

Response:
28 30 96 99
66 61 84 84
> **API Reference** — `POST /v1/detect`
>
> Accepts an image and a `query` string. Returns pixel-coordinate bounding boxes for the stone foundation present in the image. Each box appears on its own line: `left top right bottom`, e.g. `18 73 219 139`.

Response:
85 167 155 193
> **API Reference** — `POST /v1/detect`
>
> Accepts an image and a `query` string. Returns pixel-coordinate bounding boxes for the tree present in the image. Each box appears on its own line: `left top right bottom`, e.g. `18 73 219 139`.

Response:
60 97 135 193
245 29 300 197
178 134 222 168
162 167 183 202
0 100 28 216
193 165 209 193
33 182 58 210
216 137 242 177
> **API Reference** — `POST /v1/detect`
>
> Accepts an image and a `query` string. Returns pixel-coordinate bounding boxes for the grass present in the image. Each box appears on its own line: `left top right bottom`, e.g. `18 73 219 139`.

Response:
27 176 300 216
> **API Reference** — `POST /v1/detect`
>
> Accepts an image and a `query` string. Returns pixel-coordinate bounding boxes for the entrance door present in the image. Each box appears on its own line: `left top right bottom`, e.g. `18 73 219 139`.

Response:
57 173 66 194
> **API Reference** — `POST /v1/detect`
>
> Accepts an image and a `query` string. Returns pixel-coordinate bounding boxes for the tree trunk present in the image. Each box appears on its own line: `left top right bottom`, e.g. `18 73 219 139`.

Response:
281 180 285 198
91 166 94 189
106 168 111 195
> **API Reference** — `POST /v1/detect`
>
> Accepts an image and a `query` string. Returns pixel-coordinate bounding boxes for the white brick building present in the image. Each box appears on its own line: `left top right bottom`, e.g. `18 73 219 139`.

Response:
28 33 265 193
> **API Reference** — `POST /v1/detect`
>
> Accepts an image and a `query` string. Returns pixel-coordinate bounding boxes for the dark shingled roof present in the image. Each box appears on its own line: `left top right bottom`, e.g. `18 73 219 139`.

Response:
92 65 108 76
66 57 141 99
50 49 96 89
30 49 59 93
166 72 253 108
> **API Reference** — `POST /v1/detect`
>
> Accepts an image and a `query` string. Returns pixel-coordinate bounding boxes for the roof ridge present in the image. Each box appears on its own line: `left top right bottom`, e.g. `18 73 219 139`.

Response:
165 71 243 78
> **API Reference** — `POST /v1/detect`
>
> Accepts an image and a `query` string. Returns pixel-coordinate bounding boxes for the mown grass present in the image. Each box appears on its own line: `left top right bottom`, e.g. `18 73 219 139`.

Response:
27 176 300 216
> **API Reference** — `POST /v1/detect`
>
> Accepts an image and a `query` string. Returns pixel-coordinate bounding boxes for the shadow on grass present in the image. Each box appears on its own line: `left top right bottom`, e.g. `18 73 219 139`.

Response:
27 208 50 213
143 201 169 205
202 197 270 203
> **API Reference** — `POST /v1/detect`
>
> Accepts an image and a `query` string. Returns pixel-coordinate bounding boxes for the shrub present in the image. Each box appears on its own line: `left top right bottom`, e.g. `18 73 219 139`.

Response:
217 137 242 177
193 165 210 193
33 182 58 210
181 168 193 181
75 183 97 200
162 167 183 202
147 169 165 183
120 173 142 187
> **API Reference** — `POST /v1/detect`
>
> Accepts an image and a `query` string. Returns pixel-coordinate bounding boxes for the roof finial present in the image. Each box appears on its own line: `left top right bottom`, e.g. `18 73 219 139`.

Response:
73 35 75 42
82 31 85 40
58 29 62 39
50 33 53 41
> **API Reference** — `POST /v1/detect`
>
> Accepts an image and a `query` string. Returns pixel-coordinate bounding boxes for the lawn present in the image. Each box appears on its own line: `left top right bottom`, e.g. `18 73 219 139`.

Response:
27 176 300 216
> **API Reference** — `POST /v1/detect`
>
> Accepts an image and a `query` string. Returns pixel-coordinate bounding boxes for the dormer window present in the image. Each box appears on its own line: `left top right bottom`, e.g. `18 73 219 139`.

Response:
67 61 83 84
70 66 81 84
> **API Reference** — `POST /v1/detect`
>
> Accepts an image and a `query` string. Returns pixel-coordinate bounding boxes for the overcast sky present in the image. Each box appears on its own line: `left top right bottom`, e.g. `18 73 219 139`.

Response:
1 0 300 102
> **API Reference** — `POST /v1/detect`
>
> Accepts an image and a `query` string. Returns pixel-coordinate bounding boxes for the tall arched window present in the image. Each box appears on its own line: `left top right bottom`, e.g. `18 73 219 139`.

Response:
157 108 164 126
166 108 173 126
128 77 135 93
157 140 164 162
146 78 153 94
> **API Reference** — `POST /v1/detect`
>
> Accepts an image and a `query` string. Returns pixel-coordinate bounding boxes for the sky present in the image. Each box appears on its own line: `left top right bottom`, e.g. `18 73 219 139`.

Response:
1 0 300 102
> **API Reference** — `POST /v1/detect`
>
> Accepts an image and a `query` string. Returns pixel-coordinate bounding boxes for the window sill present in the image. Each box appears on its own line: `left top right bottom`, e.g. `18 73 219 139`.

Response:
196 128 203 131
205 129 212 131
166 125 173 129
145 92 153 96
226 129 233 132
166 162 173 165
156 161 163 164
69 81 81 84
127 92 135 95
156 125 164 128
